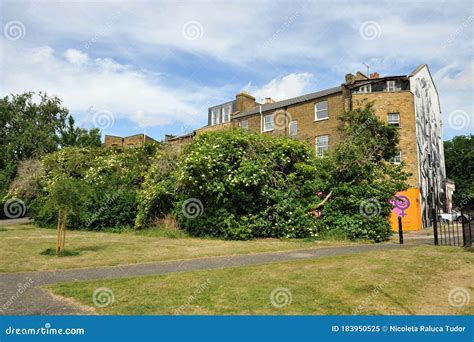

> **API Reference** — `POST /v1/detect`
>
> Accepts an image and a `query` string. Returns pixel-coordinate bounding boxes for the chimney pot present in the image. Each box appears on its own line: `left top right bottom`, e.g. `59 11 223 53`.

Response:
370 72 380 79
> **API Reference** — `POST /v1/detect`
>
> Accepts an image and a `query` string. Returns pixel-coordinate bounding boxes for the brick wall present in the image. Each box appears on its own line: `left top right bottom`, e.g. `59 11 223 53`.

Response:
352 91 419 187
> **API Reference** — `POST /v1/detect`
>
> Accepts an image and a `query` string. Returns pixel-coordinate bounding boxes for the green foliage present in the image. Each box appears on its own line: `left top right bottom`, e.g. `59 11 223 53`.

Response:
444 135 474 209
32 144 158 230
0 92 101 201
137 129 326 239
136 105 407 242
319 104 409 241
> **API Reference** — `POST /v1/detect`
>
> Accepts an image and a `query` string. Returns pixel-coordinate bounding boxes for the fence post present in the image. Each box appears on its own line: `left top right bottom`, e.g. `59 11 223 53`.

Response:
398 216 403 244
432 208 439 246
461 208 466 247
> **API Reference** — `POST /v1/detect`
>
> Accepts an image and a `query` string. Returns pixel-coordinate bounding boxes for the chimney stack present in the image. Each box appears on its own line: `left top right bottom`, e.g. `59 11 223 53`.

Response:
235 92 256 112
264 97 274 104
370 72 380 79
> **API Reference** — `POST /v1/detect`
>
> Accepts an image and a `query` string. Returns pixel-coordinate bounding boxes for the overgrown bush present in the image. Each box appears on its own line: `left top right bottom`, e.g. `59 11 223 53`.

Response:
31 143 158 230
136 129 327 239
136 104 408 242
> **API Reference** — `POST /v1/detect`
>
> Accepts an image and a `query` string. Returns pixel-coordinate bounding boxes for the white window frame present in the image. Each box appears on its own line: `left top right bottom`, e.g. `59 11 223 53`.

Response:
387 80 396 92
263 114 274 132
314 100 329 121
358 84 371 93
240 119 248 129
211 108 220 126
315 135 329 156
222 104 232 123
289 120 297 137
392 150 402 164
388 112 400 127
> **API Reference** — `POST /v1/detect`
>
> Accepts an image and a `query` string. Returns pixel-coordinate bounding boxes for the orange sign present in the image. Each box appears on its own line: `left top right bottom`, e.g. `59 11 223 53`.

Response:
390 188 422 231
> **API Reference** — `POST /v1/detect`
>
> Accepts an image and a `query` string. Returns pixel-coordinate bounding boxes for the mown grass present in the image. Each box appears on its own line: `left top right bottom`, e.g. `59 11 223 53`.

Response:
0 223 358 273
48 246 474 315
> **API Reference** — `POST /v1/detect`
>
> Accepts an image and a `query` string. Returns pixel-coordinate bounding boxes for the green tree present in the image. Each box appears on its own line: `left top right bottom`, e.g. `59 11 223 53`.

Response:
0 92 101 200
444 135 474 209
320 103 409 241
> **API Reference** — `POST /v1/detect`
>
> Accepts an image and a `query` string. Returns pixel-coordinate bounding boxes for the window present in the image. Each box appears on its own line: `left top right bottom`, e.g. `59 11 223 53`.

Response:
240 119 248 129
211 108 220 125
388 112 400 127
289 120 297 136
392 150 402 164
315 100 328 121
387 80 397 92
263 114 273 132
315 135 329 156
222 104 232 123
358 84 371 93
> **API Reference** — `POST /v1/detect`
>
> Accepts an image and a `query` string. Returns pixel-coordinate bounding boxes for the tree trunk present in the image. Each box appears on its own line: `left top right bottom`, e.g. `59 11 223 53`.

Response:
61 209 67 251
56 209 62 256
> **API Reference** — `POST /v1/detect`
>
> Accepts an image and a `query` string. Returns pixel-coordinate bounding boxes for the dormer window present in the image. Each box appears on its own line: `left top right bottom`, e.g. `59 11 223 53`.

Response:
387 80 396 92
222 104 232 123
211 108 220 126
358 84 371 93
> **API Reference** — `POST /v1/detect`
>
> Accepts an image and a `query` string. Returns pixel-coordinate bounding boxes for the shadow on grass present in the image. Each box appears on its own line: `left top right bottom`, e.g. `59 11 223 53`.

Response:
75 245 104 252
40 248 81 257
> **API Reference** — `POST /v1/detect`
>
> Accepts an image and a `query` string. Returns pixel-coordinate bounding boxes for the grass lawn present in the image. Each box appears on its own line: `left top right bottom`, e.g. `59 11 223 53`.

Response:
48 246 474 315
0 223 357 273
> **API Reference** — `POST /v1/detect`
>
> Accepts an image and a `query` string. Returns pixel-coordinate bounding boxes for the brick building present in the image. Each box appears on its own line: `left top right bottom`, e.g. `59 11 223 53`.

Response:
103 134 158 148
168 64 448 231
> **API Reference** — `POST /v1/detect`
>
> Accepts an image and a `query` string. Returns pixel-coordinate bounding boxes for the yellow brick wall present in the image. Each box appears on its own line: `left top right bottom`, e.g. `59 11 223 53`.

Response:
352 91 419 187
235 93 345 151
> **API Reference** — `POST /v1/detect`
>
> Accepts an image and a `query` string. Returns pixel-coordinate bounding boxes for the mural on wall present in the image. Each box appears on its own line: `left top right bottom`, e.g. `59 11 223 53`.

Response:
410 65 446 227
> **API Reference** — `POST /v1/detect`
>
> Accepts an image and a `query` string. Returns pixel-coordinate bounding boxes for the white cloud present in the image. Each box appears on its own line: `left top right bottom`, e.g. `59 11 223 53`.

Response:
1 0 472 138
64 49 89 66
252 73 314 102
1 42 209 128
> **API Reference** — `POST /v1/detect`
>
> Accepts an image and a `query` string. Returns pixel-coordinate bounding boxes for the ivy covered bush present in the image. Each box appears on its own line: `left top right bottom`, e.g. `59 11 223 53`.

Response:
30 144 158 229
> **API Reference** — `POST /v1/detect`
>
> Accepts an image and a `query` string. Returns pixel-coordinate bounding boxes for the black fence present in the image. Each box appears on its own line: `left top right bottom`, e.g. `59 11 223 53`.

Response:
433 209 473 247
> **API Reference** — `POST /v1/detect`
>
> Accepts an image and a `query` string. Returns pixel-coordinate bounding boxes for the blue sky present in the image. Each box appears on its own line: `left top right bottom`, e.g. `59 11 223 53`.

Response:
1 0 473 141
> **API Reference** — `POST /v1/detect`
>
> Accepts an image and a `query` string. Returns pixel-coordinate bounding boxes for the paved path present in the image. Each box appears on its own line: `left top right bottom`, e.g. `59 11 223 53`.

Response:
0 217 32 226
0 239 432 315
